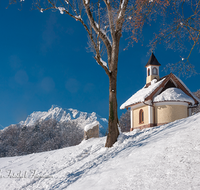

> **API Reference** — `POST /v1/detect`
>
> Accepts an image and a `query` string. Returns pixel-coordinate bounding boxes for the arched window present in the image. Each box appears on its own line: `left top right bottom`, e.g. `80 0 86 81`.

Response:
148 68 150 76
139 109 144 124
152 67 158 75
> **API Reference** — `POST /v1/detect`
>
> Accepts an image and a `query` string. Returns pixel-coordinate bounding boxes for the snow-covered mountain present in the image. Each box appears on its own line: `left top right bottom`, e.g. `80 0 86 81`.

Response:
1 113 200 189
19 105 108 136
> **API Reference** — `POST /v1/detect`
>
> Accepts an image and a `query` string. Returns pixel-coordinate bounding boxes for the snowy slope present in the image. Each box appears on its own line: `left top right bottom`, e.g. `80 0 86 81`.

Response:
1 113 200 190
19 105 108 136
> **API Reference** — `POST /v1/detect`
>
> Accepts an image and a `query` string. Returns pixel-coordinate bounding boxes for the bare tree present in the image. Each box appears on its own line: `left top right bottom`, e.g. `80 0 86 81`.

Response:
192 89 200 114
8 0 199 147
0 119 83 157
150 0 200 77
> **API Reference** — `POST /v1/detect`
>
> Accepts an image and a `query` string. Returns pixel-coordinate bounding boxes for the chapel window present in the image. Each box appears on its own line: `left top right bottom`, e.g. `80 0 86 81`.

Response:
139 109 144 124
152 67 158 75
148 68 150 76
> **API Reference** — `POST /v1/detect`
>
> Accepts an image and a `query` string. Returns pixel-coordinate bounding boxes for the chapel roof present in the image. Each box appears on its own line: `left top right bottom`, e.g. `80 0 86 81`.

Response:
153 87 195 104
120 73 200 109
145 53 161 67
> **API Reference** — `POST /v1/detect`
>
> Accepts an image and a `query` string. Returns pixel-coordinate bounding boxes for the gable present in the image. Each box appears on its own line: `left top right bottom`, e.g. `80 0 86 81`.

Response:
160 79 176 93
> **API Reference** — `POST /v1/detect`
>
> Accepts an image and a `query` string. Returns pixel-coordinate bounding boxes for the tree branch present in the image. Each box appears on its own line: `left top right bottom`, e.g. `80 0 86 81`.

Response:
83 0 112 72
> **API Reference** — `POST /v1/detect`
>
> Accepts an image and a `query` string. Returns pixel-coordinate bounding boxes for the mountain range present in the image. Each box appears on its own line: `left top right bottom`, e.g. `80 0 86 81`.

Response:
19 105 108 136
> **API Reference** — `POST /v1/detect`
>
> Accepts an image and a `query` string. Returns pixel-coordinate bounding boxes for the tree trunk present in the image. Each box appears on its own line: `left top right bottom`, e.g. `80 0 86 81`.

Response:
105 34 121 147
105 73 119 147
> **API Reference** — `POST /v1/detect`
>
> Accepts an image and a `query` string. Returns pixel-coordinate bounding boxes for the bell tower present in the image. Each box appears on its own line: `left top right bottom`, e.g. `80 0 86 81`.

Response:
145 53 161 84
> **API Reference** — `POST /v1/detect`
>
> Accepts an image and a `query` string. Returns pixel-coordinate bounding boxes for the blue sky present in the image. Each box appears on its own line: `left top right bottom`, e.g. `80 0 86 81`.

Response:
0 1 200 128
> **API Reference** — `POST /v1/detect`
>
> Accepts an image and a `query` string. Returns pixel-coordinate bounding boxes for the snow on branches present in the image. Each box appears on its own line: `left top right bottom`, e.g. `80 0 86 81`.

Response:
58 7 65 14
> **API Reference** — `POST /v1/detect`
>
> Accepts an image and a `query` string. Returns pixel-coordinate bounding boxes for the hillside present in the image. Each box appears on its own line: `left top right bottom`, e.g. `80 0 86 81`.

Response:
0 106 108 157
0 113 200 190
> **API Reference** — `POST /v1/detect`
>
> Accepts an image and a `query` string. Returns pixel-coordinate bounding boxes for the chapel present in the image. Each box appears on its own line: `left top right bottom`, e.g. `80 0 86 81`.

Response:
120 53 200 131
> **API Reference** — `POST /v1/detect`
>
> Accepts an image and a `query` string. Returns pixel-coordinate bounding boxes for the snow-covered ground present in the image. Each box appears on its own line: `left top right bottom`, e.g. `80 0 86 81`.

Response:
1 113 200 190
